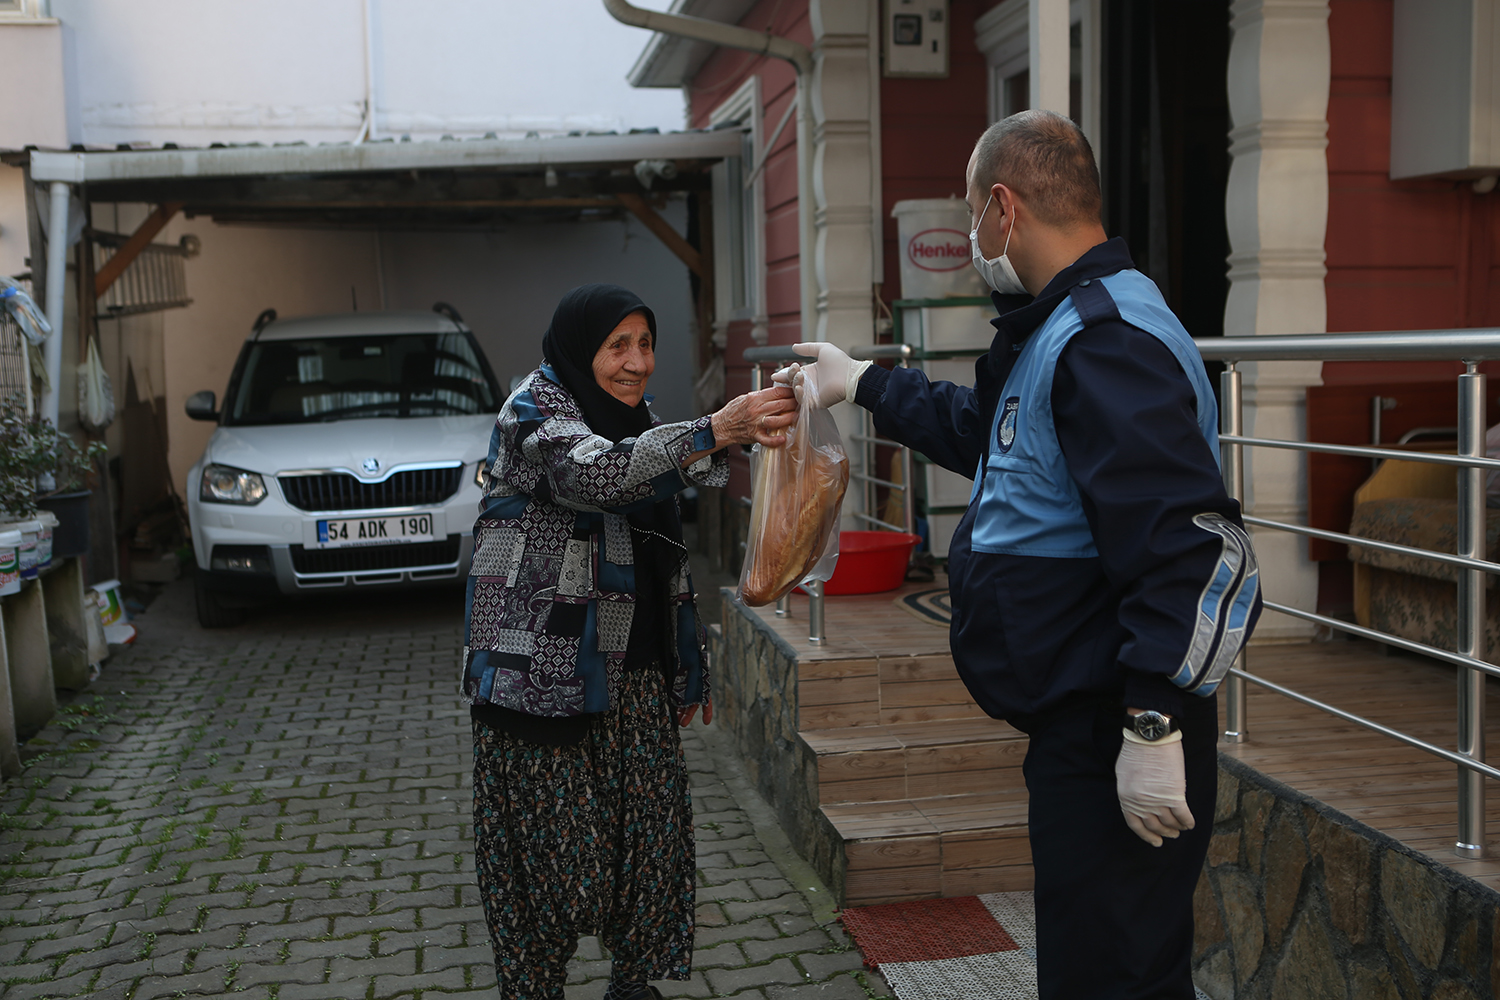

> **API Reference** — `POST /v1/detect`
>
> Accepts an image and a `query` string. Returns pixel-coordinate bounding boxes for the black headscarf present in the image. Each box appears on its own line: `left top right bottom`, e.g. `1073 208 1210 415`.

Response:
542 283 658 441
541 283 682 672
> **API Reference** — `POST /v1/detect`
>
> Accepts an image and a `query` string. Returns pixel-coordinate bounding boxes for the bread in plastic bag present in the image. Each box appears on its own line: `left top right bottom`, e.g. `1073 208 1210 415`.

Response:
737 368 849 607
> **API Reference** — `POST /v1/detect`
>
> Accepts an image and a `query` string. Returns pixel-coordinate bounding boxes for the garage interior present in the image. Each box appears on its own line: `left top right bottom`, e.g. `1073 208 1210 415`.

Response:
5 129 741 590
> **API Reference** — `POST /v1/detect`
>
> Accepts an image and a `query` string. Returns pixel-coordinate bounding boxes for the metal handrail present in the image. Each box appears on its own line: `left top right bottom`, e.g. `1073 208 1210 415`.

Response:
1210 334 1493 859
1240 515 1500 576
1197 329 1500 361
1220 434 1500 470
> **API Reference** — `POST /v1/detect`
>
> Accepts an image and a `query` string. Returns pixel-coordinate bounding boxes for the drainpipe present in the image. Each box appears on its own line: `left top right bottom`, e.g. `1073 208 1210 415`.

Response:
602 0 817 346
41 181 69 431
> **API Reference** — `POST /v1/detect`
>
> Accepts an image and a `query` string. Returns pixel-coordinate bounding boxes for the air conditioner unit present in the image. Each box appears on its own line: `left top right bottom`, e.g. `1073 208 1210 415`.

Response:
1391 0 1500 180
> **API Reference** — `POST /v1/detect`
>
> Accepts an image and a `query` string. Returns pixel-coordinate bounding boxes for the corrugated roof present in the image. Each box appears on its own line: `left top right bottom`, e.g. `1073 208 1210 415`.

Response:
16 129 743 184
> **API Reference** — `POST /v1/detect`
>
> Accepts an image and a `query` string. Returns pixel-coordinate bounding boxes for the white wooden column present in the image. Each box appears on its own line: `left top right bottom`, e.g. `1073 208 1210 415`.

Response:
1029 0 1070 114
811 0 880 527
1225 0 1330 641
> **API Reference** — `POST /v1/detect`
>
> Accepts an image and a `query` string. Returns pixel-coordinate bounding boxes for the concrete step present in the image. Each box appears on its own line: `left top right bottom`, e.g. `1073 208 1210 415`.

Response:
821 789 1035 906
801 717 1029 803
795 652 991 729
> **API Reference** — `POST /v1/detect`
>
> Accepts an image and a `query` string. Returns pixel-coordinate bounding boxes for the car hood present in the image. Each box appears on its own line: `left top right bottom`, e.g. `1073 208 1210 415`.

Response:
205 415 495 476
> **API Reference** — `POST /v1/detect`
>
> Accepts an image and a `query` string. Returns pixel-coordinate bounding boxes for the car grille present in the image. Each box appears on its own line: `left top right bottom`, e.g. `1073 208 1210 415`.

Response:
290 535 462 574
278 466 463 512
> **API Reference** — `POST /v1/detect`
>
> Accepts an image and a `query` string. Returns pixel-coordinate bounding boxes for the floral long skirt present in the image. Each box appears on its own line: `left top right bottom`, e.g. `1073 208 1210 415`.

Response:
471 667 695 1000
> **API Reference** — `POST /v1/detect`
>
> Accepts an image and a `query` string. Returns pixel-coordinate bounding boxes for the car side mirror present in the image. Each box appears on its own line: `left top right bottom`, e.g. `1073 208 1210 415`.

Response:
185 390 220 422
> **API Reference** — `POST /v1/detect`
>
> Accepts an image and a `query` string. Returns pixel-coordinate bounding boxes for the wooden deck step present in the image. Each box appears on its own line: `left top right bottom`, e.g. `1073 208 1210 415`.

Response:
822 789 1035 905
802 717 1029 803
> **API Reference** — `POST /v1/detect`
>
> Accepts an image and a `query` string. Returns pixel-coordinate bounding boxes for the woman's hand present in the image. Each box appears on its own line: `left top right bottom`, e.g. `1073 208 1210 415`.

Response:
678 698 714 728
711 386 798 448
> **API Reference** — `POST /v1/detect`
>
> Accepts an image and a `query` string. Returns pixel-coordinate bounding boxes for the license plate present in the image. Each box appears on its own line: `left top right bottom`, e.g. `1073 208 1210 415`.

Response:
315 514 434 548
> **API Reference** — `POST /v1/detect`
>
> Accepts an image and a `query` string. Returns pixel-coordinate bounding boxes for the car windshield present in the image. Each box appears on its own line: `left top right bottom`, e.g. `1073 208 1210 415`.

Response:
224 332 499 426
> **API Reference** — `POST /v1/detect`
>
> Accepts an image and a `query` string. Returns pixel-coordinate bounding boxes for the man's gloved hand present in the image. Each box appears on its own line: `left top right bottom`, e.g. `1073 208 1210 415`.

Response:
771 342 871 408
1115 730 1194 847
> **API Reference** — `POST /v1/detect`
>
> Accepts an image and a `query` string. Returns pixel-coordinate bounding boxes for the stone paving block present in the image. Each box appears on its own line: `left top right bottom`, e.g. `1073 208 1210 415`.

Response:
705 959 807 994
741 928 838 965
768 975 871 1000
724 896 807 923
332 910 422 937
795 949 868 980
0 969 101 1000
370 965 471 994
695 916 782 949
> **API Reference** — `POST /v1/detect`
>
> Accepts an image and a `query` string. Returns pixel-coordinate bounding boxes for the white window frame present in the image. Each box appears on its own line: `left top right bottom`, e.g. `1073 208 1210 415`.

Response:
708 77 768 343
0 0 54 21
974 0 1101 152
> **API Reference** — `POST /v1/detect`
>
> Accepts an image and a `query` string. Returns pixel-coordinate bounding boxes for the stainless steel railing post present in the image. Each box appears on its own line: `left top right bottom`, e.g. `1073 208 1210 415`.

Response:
1456 363 1487 858
1221 363 1248 744
808 579 825 644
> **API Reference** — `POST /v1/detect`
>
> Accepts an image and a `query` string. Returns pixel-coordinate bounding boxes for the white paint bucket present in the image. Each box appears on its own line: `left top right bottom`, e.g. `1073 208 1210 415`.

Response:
15 519 40 580
35 510 57 570
0 528 20 596
891 197 988 300
92 579 125 627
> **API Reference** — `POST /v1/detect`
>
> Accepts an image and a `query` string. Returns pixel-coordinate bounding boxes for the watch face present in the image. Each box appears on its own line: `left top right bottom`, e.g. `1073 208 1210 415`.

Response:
1135 712 1171 741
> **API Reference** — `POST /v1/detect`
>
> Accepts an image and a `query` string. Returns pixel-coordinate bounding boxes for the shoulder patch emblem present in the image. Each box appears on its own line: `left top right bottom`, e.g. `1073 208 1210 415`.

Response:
998 397 1020 453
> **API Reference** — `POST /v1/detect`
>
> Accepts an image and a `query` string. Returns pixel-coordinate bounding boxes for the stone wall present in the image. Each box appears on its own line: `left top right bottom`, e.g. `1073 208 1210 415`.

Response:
1195 755 1500 999
712 588 848 899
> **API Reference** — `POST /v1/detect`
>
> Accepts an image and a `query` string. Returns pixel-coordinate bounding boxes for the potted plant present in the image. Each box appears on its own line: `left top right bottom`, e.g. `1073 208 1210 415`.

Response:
0 397 106 557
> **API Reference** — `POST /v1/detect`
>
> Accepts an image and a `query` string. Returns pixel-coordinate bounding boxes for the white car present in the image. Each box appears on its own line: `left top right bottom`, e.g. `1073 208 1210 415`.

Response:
184 305 500 627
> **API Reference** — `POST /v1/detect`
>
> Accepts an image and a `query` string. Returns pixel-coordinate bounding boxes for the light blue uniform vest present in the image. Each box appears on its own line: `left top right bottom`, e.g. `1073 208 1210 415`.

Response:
969 269 1220 557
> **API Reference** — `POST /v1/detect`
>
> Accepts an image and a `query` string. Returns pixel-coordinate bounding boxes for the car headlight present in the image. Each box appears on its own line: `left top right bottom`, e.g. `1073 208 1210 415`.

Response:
200 464 268 505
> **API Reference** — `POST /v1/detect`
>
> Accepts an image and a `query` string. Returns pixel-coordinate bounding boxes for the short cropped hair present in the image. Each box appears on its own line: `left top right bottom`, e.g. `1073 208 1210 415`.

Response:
972 110 1101 229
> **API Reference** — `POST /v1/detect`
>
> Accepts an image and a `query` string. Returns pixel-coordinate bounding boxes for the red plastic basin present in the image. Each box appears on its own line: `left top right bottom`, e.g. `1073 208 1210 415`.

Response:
821 531 921 596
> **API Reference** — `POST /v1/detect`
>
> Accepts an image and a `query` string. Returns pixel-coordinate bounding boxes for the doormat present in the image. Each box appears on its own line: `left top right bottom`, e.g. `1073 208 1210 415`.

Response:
840 891 1210 1000
896 588 952 627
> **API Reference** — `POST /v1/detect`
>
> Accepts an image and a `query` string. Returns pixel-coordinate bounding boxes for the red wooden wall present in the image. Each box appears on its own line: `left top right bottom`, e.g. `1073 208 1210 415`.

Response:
687 0 811 497
879 0 993 305
1325 0 1500 371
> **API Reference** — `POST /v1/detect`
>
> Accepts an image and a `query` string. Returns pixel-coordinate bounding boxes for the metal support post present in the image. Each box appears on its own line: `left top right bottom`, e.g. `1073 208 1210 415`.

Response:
808 579 825 644
41 181 70 430
1221 363 1248 744
776 594 789 617
1456 364 1487 858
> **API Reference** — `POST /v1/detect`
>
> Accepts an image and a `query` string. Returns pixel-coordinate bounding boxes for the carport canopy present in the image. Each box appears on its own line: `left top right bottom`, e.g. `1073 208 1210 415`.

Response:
8 128 744 282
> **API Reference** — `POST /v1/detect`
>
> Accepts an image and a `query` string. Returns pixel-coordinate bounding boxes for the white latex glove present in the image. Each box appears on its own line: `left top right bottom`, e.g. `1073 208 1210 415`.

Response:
1115 730 1195 847
771 342 871 408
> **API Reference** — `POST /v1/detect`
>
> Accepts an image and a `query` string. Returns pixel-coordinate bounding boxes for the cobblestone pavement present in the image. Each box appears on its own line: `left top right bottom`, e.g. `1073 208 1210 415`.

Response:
0 578 892 1000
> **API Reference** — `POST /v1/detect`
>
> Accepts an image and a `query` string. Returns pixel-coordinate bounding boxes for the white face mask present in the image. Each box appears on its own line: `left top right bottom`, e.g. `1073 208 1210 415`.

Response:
969 193 1027 296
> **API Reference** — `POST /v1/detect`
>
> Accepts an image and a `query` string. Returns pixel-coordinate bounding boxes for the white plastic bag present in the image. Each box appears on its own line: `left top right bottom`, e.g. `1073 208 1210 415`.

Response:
736 367 849 606
77 335 114 431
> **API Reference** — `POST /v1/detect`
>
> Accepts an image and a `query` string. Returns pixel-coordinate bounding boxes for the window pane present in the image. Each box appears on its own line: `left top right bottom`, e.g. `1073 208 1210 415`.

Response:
227 332 497 426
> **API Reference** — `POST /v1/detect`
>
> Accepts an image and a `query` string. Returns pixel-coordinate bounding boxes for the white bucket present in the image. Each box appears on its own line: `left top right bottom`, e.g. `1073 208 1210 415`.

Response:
0 528 20 596
15 519 40 580
891 197 988 300
35 510 57 570
92 578 125 627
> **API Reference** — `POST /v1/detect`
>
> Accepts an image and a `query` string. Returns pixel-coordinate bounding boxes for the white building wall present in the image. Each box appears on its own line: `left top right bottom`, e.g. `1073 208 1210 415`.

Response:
48 0 687 147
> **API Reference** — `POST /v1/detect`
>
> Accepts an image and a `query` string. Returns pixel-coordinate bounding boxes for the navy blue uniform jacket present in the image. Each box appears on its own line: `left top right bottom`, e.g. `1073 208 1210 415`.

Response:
855 239 1260 722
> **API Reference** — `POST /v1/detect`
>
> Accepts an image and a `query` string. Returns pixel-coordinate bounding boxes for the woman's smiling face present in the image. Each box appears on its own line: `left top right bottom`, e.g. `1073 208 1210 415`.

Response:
592 311 655 406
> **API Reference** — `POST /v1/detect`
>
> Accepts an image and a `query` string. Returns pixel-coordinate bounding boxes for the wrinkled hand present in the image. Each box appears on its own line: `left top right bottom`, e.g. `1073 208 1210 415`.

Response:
711 386 797 448
1115 732 1194 847
678 698 713 727
770 342 870 409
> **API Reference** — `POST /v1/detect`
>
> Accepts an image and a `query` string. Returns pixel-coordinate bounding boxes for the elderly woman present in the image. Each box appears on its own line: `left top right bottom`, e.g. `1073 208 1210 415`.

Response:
463 283 795 1000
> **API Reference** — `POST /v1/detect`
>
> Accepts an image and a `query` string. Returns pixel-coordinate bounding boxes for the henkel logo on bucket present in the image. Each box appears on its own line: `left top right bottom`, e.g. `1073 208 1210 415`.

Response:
906 228 971 272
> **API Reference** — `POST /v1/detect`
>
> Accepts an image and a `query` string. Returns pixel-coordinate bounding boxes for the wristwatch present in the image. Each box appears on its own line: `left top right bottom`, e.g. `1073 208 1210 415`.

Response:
1123 710 1178 742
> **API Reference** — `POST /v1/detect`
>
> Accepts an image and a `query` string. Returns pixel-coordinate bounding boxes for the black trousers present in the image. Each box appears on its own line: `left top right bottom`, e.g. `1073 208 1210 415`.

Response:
1017 693 1217 1000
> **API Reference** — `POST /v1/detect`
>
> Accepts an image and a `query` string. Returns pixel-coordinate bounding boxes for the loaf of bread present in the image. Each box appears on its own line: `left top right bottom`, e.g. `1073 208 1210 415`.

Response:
739 427 850 607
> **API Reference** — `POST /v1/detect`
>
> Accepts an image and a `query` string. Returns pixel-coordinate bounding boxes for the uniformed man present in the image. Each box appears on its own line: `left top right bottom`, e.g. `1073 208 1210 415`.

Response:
782 109 1261 999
